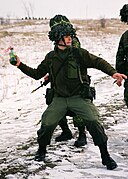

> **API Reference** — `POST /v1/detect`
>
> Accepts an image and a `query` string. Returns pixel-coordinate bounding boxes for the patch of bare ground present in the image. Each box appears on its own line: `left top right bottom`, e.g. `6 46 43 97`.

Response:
71 18 127 36
0 18 127 39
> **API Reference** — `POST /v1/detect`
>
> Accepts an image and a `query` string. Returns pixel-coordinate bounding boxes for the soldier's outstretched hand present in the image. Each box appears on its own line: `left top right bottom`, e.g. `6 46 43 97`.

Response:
112 73 127 86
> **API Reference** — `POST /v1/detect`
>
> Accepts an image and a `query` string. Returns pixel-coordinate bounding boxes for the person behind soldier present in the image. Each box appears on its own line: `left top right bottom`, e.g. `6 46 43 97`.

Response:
116 4 128 107
12 14 127 170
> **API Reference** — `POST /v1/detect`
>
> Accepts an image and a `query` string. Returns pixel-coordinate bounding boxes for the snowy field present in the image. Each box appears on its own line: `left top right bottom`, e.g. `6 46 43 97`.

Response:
0 19 128 179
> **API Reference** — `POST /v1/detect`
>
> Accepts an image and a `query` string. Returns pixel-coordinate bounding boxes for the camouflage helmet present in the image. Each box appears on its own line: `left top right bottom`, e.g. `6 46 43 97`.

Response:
49 14 70 28
48 14 76 42
120 4 128 23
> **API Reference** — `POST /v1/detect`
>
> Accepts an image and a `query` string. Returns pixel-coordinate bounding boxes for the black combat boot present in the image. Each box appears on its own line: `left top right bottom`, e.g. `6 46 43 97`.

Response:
74 126 87 147
55 116 73 142
34 145 46 162
99 143 118 170
55 129 73 142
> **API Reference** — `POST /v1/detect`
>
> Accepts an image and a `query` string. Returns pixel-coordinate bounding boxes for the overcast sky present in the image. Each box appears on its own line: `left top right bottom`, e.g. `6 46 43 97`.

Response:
0 0 128 19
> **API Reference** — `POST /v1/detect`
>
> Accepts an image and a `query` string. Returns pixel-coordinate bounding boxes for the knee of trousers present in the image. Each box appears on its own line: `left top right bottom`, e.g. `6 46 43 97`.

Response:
85 120 108 145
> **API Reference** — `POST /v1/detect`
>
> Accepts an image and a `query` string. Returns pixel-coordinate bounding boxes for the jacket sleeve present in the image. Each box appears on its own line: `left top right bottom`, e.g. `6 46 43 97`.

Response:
82 49 117 76
18 56 49 80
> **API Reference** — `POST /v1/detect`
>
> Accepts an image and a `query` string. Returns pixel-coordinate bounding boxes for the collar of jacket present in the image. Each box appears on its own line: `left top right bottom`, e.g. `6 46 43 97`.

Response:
54 45 72 52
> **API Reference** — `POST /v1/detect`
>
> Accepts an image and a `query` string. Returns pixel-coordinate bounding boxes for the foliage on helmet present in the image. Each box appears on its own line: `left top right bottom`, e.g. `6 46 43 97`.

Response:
49 14 70 28
48 23 76 42
72 36 81 48
120 4 128 23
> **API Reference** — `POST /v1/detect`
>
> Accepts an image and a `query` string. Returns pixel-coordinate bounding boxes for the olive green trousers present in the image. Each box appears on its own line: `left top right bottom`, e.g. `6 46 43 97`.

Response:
37 95 108 147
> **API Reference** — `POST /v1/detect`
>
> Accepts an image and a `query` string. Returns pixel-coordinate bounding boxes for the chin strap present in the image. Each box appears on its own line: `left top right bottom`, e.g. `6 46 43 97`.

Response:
57 43 67 47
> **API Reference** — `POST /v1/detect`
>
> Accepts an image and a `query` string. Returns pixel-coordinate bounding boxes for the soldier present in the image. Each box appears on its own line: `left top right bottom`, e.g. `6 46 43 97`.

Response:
12 14 127 170
44 15 89 147
116 4 128 107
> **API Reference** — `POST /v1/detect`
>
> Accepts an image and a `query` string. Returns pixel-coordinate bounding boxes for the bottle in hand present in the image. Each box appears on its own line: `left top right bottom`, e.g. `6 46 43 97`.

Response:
9 47 17 65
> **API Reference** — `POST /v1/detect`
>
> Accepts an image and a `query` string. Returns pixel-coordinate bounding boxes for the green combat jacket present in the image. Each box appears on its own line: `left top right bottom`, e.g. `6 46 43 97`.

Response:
18 47 116 97
116 30 128 75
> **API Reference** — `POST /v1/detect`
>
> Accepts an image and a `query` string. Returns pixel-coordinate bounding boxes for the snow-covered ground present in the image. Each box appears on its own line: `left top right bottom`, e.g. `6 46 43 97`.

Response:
0 19 128 179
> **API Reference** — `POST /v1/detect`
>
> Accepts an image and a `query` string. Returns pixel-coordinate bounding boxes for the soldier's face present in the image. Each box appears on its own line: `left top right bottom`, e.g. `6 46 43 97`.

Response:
64 35 72 46
59 35 72 47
